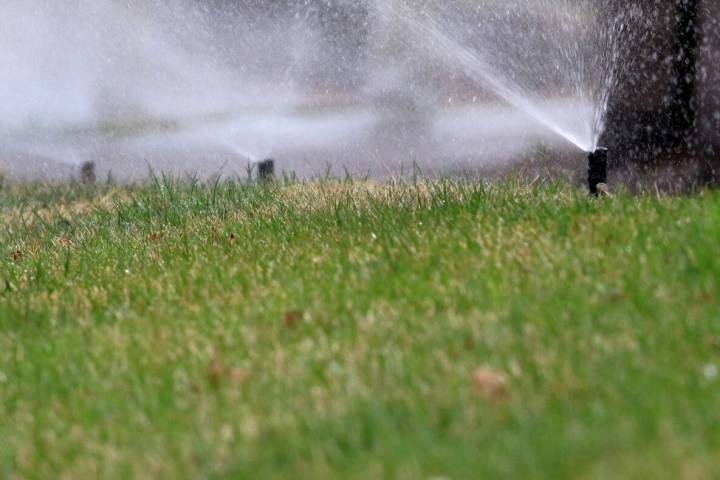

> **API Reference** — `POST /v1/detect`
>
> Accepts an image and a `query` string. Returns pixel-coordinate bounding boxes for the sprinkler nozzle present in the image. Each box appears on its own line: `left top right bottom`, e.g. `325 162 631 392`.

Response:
588 148 608 196
80 161 96 185
257 158 275 181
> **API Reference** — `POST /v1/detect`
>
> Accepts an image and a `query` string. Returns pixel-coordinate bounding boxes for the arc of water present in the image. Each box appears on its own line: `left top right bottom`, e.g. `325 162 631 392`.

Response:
374 1 620 152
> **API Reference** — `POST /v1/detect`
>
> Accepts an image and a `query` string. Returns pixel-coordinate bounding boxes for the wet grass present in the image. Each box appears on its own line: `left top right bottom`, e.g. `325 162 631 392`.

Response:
1 178 719 479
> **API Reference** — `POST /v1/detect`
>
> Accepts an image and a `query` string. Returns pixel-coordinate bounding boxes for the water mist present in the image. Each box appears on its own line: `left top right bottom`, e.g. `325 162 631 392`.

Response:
371 0 632 153
1 0 640 181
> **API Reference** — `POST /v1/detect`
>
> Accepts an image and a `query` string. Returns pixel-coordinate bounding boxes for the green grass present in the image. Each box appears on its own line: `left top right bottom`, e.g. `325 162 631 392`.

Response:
1 178 719 479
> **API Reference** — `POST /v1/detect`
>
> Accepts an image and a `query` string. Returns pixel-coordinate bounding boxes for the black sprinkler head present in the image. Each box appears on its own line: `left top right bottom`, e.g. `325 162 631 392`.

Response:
80 161 96 185
588 148 608 196
257 158 275 181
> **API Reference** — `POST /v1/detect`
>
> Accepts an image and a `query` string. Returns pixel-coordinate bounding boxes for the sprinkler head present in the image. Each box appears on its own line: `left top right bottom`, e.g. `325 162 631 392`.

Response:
80 161 96 185
257 158 275 181
588 148 608 196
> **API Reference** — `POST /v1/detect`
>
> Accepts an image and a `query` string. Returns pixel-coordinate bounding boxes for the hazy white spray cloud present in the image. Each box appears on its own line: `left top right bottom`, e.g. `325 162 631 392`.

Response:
0 0 634 179
0 0 308 132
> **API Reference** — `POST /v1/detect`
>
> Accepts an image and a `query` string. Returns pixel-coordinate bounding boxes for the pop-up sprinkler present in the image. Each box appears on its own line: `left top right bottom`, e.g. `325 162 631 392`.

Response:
257 158 275 181
80 161 96 184
588 148 608 196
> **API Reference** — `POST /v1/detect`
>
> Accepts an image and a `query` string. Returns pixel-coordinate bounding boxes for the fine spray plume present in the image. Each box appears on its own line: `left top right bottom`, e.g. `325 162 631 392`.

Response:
0 0 639 181
370 0 632 153
0 0 369 180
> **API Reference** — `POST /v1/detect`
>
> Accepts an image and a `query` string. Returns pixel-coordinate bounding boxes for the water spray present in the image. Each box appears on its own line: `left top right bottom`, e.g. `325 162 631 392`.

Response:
588 148 608 196
257 158 275 181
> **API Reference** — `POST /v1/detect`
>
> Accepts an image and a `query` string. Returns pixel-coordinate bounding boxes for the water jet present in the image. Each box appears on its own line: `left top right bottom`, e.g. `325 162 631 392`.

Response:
588 148 608 196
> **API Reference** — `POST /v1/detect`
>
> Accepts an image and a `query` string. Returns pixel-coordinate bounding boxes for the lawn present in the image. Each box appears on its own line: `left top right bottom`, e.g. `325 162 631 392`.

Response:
1 178 719 479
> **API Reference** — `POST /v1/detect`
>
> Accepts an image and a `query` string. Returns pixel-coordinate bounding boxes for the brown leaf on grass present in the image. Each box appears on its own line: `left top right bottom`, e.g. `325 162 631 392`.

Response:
207 358 225 388
208 359 248 388
148 233 164 242
9 250 23 262
228 233 237 242
472 366 508 401
699 291 715 303
230 367 249 384
283 310 304 328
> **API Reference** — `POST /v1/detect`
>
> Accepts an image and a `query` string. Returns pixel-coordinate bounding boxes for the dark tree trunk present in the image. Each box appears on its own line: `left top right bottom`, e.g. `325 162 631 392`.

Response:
603 0 704 185
670 0 699 141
